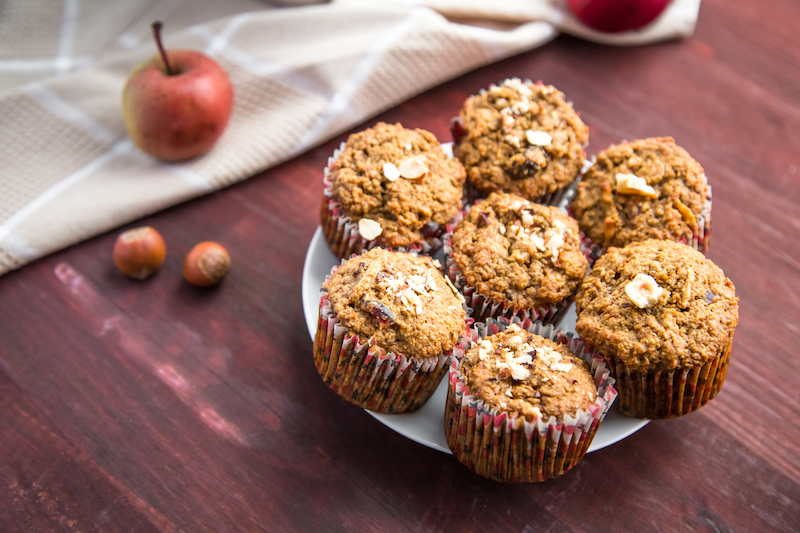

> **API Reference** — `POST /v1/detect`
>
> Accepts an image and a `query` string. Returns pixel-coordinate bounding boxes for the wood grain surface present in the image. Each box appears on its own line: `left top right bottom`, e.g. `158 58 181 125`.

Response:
2 1 799 531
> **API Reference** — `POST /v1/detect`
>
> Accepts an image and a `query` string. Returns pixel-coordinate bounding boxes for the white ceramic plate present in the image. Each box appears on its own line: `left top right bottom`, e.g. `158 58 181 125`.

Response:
301 226 649 454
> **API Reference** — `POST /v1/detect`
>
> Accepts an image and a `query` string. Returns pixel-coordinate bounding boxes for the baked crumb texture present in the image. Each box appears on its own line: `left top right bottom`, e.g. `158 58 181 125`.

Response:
321 122 465 260
452 78 588 205
570 137 712 254
575 239 738 419
313 248 468 413
445 320 617 483
444 192 589 325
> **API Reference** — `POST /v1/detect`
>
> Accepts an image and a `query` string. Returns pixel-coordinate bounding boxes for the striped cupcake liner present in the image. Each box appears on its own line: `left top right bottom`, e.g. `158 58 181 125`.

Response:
312 278 468 414
463 177 576 207
604 331 733 419
321 142 442 260
444 319 617 483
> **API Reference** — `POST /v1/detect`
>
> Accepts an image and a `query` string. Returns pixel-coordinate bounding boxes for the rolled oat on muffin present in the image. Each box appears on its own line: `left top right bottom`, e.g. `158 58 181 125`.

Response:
575 239 738 419
451 78 589 204
321 122 465 260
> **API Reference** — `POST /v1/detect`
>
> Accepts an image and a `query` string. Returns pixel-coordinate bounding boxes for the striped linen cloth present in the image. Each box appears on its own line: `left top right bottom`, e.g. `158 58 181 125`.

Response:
0 0 700 276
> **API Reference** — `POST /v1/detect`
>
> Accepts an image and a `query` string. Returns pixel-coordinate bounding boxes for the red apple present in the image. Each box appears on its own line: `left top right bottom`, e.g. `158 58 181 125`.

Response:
122 22 234 162
566 0 672 33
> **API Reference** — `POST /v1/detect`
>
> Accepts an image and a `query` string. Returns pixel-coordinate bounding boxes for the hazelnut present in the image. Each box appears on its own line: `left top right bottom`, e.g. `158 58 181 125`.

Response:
525 130 552 147
357 218 383 241
382 162 400 181
625 273 664 309
615 172 658 198
398 155 428 179
113 226 166 280
183 241 231 287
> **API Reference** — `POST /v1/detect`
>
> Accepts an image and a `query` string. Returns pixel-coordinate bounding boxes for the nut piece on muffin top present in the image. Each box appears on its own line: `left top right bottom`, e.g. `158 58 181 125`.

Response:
459 324 597 421
325 248 466 358
575 239 738 372
570 137 711 250
452 78 589 202
327 122 465 249
450 191 589 312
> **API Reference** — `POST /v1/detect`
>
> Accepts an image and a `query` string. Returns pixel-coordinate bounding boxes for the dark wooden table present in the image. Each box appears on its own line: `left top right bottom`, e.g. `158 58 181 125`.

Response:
2 1 799 531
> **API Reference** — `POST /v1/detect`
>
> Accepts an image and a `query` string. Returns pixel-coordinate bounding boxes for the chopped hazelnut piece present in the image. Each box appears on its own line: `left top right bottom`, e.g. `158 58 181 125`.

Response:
382 162 400 181
358 218 383 241
521 211 534 226
505 134 521 148
615 172 658 198
625 273 664 308
500 107 515 130
398 155 428 179
526 130 552 146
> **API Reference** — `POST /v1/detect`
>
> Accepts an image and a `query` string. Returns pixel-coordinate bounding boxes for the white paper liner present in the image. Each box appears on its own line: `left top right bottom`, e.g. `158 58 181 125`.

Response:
444 318 617 483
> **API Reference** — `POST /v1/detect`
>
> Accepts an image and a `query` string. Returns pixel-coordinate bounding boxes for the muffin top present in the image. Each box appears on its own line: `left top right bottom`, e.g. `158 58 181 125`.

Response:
450 192 589 310
453 78 589 200
328 122 465 248
460 324 598 421
325 248 466 358
575 239 738 371
570 137 710 249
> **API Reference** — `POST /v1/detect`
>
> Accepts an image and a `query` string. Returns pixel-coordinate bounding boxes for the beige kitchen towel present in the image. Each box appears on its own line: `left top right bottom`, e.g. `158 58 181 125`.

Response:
0 0 700 276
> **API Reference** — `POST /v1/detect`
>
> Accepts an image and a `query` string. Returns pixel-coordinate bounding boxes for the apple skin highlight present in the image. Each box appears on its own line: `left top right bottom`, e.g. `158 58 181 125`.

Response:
122 50 234 162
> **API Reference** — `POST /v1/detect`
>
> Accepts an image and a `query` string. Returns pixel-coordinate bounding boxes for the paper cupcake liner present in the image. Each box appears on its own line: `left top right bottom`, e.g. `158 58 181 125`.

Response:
321 142 441 260
442 208 579 327
604 330 733 419
444 319 617 483
570 172 712 259
312 281 468 414
463 178 576 207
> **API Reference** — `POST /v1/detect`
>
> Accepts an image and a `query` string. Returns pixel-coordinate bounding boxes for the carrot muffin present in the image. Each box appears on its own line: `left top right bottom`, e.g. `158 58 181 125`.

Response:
445 192 589 325
445 321 617 483
569 137 711 253
451 78 589 204
321 122 466 260
575 239 738 419
313 248 467 413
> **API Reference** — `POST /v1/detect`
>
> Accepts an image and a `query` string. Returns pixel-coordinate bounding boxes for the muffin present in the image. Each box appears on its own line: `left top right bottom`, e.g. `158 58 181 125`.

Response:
321 122 466 260
451 78 589 204
569 137 712 254
575 239 738 419
445 321 617 483
313 248 468 413
444 192 589 325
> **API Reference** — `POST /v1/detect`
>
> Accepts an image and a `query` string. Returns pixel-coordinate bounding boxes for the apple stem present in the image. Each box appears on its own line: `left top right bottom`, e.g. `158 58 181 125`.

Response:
151 21 173 76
